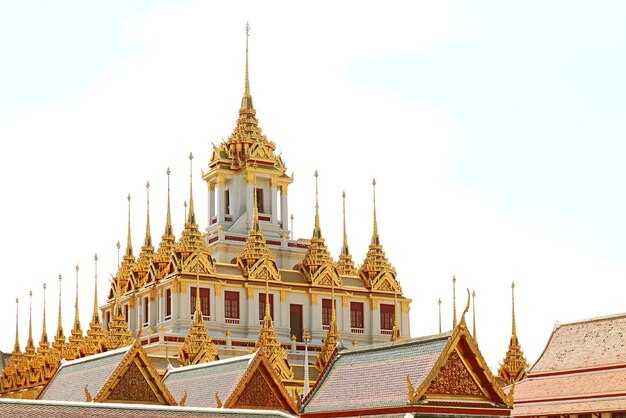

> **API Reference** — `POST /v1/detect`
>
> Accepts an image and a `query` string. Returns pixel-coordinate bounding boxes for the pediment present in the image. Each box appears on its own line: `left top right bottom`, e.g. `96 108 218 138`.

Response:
249 258 281 281
311 263 342 287
370 270 399 292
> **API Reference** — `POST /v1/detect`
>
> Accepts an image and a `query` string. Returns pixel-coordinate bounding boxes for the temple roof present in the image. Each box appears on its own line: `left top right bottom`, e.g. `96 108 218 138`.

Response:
0 399 298 417
530 313 626 374
302 333 450 414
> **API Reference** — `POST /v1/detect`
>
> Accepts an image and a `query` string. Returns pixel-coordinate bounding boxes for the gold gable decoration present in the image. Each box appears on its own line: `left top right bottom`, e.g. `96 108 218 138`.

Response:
498 282 529 386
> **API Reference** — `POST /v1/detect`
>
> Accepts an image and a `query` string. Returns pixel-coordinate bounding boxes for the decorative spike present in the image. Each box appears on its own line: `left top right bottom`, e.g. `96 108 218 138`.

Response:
73 264 81 333
371 178 379 245
438 298 442 334
452 276 457 328
165 168 173 236
472 290 477 341
56 274 64 340
125 194 133 257
187 152 196 225
144 181 152 248
341 191 348 254
184 200 188 224
337 191 357 276
13 297 20 354
240 22 254 110
26 290 35 353
512 281 517 336
116 240 121 267
40 283 49 347
92 254 100 326
313 170 321 238
498 281 529 385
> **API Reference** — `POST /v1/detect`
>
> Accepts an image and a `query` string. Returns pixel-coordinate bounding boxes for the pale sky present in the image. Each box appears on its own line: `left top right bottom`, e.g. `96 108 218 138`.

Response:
1 1 626 372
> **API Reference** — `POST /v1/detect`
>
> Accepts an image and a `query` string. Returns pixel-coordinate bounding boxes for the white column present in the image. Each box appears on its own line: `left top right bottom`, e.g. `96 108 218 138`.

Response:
214 286 224 322
280 184 288 232
208 182 215 225
371 299 381 337
246 179 254 226
216 184 224 224
270 176 278 223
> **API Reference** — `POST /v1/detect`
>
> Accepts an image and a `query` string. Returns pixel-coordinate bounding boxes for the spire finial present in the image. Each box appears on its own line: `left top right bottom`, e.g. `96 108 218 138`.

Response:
438 298 442 333
56 274 64 339
245 22 251 97
371 178 379 245
92 253 100 326
41 282 48 346
452 276 457 328
341 191 348 254
472 290 477 341
165 167 173 236
314 170 320 234
126 194 133 257
13 297 20 354
512 281 517 336
187 152 196 225
144 181 152 247
27 289 34 351
116 240 121 267
73 264 81 332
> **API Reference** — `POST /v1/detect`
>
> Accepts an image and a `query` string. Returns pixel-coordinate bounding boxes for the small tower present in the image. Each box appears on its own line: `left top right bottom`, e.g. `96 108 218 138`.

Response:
66 264 84 360
253 274 294 381
132 181 156 288
203 22 293 244
24 290 36 359
336 191 357 276
52 274 66 355
153 168 177 280
178 272 219 366
299 171 341 287
115 194 137 294
38 283 50 354
85 254 105 356
498 281 529 385
359 178 399 293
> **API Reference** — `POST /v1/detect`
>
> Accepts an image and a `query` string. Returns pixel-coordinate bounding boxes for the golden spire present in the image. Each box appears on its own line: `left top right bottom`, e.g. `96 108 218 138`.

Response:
13 297 20 355
438 298 442 334
241 21 254 111
336 191 357 276
237 166 278 280
73 264 82 334
316 278 339 370
91 254 100 327
39 283 49 350
472 290 477 341
144 181 152 248
187 152 196 226
390 289 401 342
178 270 218 366
116 240 121 267
125 194 133 258
25 290 35 355
358 178 398 291
253 272 294 381
300 171 339 285
498 281 529 386
165 168 173 237
155 168 177 280
53 274 65 350
452 276 457 328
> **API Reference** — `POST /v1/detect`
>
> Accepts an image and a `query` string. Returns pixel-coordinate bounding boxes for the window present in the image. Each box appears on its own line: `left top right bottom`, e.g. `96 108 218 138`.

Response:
350 302 364 329
225 291 240 320
255 188 264 213
225 190 230 215
165 288 172 319
259 293 274 320
124 304 129 322
290 304 303 342
190 287 210 320
143 297 149 327
322 299 333 327
380 304 395 331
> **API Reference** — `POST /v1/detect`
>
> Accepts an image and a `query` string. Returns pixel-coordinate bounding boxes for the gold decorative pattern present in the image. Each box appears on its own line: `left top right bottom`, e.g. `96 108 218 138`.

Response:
425 350 482 396
498 281 529 385
107 361 159 404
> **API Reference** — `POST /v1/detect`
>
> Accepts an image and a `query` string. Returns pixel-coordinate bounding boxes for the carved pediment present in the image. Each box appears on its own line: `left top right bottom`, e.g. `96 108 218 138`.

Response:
248 257 281 281
370 270 399 292
170 248 216 276
310 263 342 287
425 350 483 397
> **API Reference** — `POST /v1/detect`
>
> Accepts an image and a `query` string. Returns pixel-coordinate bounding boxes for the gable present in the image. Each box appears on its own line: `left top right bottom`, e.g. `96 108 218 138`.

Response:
106 360 159 404
425 350 483 397
231 368 284 409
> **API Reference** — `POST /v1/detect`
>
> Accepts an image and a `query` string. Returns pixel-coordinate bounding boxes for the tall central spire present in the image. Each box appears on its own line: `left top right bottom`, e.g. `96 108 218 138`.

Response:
144 181 152 248
498 281 529 386
54 274 65 349
241 21 254 111
25 290 35 355
40 283 49 350
73 264 81 333
187 152 196 226
165 168 173 237
13 298 20 355
91 254 100 326
313 170 321 239
125 194 133 258
371 178 379 245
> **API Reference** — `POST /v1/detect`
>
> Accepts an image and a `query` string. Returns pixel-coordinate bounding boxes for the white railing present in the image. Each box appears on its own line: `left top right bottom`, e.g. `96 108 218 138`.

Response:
351 328 364 334
225 318 240 324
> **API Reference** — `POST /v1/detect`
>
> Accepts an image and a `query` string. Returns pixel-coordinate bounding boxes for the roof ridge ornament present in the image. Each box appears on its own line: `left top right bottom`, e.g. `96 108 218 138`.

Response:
497 281 529 385
336 191 357 276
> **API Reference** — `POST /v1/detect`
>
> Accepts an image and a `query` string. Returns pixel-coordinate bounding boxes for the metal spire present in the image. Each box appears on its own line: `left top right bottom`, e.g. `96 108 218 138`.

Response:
187 152 196 225
73 264 81 333
241 21 254 110
26 290 34 352
438 298 442 334
125 194 133 257
144 181 152 247
56 274 64 340
371 178 380 245
341 191 349 256
164 167 173 236
512 281 517 337
452 276 457 328
313 170 322 239
92 254 100 326
41 283 49 347
13 297 20 354
116 240 121 268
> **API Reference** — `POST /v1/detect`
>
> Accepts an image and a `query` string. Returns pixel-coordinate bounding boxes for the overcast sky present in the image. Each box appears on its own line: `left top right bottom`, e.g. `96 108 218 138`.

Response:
1 1 626 372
